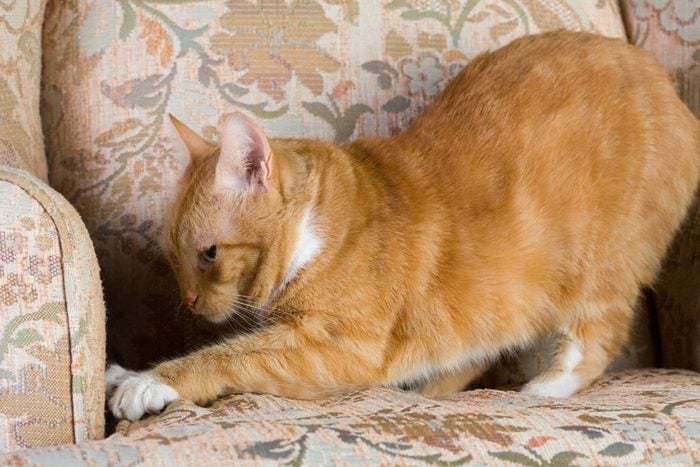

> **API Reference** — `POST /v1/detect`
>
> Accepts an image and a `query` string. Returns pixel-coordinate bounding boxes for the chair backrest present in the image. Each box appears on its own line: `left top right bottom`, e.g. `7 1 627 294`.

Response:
620 0 700 372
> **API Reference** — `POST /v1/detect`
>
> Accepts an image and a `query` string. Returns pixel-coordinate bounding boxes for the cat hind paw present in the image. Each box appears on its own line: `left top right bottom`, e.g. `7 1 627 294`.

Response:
520 373 581 398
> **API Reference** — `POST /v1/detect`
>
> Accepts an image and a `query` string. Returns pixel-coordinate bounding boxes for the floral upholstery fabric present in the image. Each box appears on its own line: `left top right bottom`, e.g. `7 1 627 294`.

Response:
41 0 628 371
0 168 106 449
621 0 700 372
0 369 698 464
0 0 48 181
622 0 700 117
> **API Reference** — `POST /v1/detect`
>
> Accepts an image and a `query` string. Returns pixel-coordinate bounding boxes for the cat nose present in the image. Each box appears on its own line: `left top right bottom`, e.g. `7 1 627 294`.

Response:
183 292 198 309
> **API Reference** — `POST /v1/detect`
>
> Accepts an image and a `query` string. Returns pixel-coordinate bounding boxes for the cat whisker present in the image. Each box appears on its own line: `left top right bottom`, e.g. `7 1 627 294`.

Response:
221 306 266 332
230 297 296 320
224 297 299 326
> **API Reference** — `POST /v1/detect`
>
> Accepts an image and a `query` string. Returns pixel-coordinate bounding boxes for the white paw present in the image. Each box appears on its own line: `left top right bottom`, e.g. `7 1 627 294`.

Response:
107 365 178 421
521 372 581 398
105 364 133 396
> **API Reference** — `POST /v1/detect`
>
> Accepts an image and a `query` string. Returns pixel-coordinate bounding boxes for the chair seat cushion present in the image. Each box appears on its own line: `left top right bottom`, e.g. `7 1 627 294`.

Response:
4 369 699 464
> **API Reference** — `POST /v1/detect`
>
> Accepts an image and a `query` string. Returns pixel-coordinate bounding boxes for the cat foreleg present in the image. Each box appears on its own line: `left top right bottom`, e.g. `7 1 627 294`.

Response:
107 324 382 420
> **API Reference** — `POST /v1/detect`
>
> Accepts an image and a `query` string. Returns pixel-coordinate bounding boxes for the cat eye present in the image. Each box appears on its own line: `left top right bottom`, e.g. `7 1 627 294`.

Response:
202 245 217 262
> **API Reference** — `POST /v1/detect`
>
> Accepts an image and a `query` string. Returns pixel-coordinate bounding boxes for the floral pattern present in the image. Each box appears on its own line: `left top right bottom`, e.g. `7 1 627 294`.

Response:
624 0 700 116
621 0 700 373
0 0 47 181
0 177 71 450
0 0 106 449
1 369 699 464
0 168 106 449
41 0 628 373
210 0 341 101
402 53 445 96
632 0 700 43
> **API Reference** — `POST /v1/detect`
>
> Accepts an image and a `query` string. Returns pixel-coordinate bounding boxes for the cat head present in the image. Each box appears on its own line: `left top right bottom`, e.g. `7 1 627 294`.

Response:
161 113 306 323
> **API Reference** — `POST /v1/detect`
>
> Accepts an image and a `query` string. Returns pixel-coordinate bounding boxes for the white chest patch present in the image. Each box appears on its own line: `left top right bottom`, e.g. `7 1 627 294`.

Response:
271 206 323 299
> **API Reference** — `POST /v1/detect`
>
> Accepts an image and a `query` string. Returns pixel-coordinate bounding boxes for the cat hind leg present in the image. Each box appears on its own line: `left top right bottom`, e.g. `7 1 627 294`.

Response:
521 299 634 398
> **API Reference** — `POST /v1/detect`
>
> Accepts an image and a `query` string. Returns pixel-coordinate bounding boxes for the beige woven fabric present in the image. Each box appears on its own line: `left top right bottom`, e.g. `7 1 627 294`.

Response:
620 0 700 372
1 369 698 464
0 0 48 181
41 1 636 381
0 168 106 450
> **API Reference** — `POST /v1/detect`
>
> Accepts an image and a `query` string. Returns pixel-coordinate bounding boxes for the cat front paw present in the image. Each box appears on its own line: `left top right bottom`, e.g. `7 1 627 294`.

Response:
105 364 133 396
106 364 179 421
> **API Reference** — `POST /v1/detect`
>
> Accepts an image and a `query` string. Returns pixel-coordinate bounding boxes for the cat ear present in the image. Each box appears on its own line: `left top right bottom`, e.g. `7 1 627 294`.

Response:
167 114 213 173
216 113 273 192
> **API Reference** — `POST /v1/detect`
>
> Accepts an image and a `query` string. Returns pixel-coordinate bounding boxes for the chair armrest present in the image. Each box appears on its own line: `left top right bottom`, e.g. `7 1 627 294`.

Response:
0 167 105 450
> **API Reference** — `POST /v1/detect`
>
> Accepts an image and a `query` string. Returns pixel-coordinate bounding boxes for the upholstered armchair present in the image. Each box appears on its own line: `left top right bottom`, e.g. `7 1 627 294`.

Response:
0 0 697 463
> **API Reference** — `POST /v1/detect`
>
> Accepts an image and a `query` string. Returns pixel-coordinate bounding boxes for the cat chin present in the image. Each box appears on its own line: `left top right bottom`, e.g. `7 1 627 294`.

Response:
190 307 231 324
201 311 231 324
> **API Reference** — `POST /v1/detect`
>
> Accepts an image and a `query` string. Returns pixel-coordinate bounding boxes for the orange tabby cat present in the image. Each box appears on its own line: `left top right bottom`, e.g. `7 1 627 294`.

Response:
106 31 699 421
